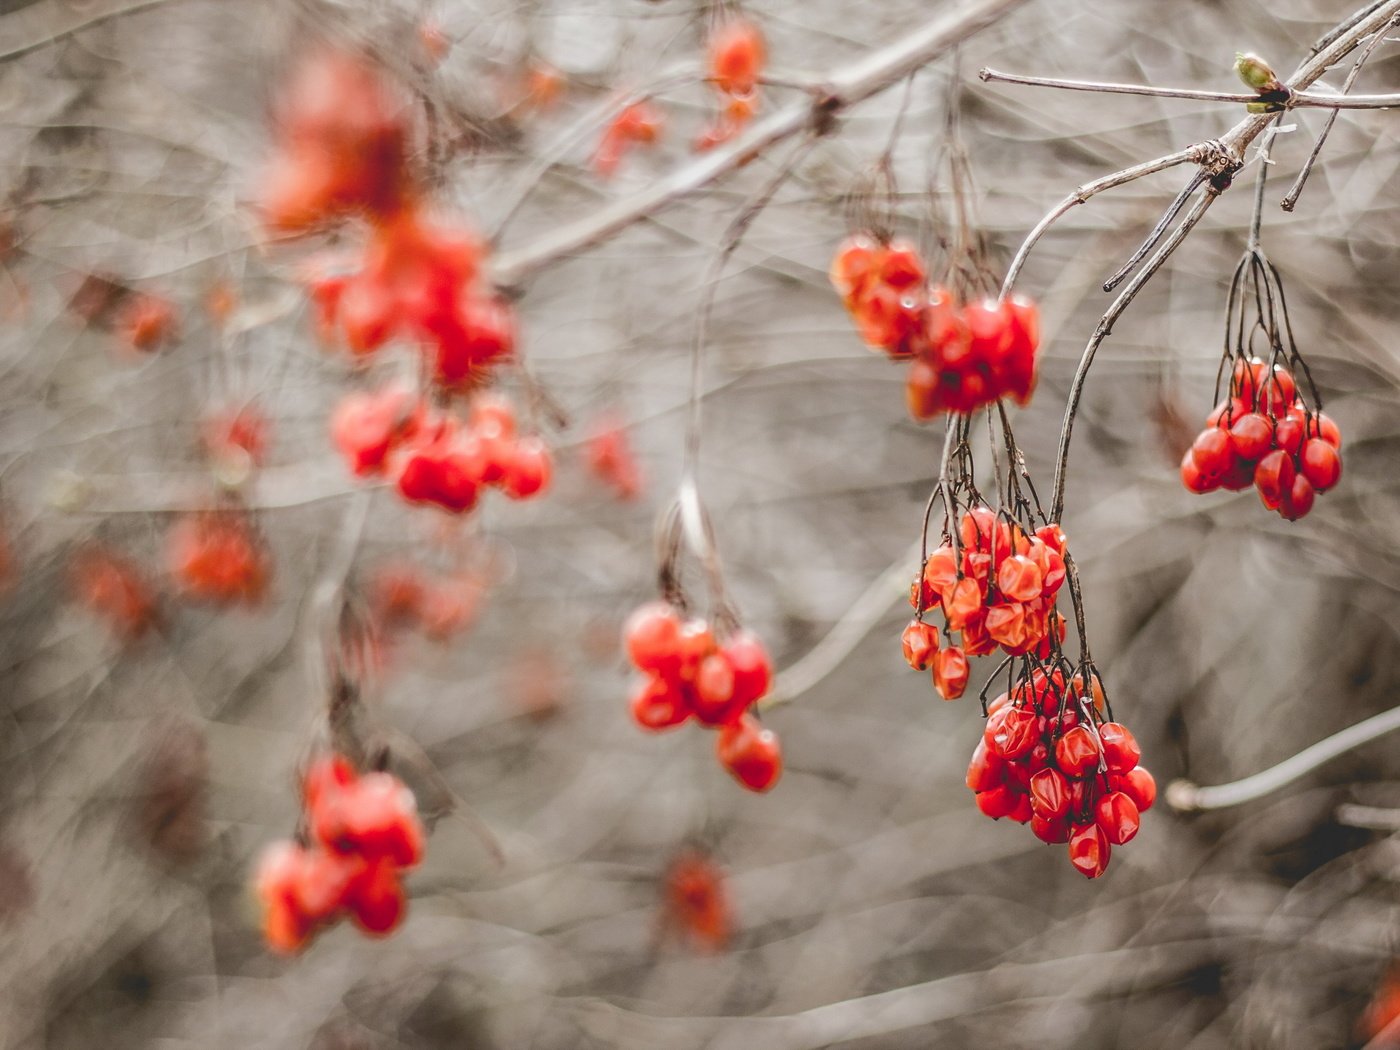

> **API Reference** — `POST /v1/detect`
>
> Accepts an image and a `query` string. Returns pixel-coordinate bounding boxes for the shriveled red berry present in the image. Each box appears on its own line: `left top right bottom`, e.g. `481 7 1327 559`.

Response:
1094 791 1141 845
1097 722 1140 774
1068 821 1111 879
985 705 1038 759
901 620 938 670
1054 725 1101 778
1029 767 1071 820
932 645 969 700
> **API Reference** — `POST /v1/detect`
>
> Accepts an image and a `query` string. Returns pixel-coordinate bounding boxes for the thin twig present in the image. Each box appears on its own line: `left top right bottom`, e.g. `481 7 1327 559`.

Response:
1283 14 1400 211
997 147 1198 298
1050 187 1219 522
1167 702 1400 811
981 66 1400 110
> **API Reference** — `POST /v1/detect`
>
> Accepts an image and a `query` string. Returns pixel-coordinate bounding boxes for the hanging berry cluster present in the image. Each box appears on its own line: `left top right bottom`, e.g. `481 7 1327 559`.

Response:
262 48 541 502
697 18 765 151
1180 251 1342 519
904 416 1068 701
829 233 1042 419
623 601 781 792
332 387 552 513
966 665 1157 878
253 754 425 953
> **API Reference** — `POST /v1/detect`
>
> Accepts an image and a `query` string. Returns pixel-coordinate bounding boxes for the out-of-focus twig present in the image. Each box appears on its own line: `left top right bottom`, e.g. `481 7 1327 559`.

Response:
1168 703 1400 812
491 0 1031 287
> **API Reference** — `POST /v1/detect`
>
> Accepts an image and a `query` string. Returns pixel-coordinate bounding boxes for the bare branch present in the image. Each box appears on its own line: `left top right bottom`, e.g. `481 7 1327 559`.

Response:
491 0 1031 288
1168 702 1400 812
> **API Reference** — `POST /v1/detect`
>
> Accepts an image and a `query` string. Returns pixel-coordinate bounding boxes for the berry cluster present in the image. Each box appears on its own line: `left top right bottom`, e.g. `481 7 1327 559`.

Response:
1181 357 1342 520
623 601 781 792
262 49 517 393
697 19 765 151
594 102 665 178
167 512 270 606
254 754 425 953
332 389 551 514
966 669 1157 878
905 505 1068 700
260 49 412 231
829 234 1042 418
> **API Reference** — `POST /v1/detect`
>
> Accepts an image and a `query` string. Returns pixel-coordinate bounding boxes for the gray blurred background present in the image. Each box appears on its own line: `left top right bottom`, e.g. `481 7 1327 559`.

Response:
2 0 1400 1047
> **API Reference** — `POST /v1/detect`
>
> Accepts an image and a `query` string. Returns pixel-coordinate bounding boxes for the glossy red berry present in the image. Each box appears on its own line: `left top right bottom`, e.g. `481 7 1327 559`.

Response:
630 675 691 731
1119 766 1157 812
1254 449 1295 511
1228 412 1272 461
716 714 782 792
624 602 683 676
1299 437 1341 493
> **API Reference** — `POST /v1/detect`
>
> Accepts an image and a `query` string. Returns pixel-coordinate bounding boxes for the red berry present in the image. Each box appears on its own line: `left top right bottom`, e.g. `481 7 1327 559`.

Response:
1031 813 1071 844
1068 821 1111 879
1029 767 1071 820
1054 725 1100 778
623 602 682 675
1180 448 1217 494
1118 766 1157 812
723 630 772 708
1097 722 1140 774
975 785 1018 820
932 645 969 701
1254 449 1295 511
345 856 406 935
1313 411 1342 448
708 19 766 95
965 739 1005 793
1280 473 1315 520
901 620 938 670
630 675 691 731
1094 791 1141 845
1228 412 1272 462
984 705 1039 759
1299 438 1341 493
501 437 552 500
691 652 737 725
716 714 782 792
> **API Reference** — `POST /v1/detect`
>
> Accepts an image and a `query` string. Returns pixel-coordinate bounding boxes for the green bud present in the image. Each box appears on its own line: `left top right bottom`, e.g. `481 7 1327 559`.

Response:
1235 52 1282 94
